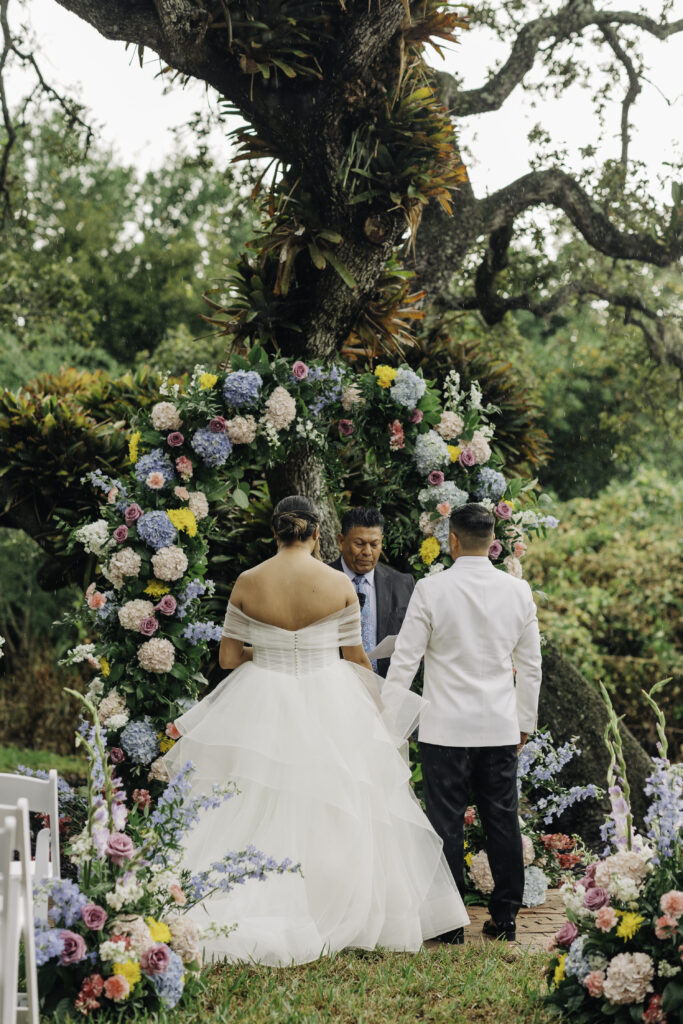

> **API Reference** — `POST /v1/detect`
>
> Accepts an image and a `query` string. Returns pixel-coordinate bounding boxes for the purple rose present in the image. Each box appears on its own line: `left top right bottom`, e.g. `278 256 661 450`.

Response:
59 929 87 965
124 503 143 525
494 501 513 520
156 595 177 616
428 470 445 486
106 832 134 867
291 360 309 381
583 887 610 911
113 525 129 543
410 409 423 424
338 419 354 436
139 616 159 636
81 903 108 931
109 747 125 765
488 539 503 560
458 448 476 468
141 942 171 975
555 921 579 947
167 431 184 447
208 416 227 433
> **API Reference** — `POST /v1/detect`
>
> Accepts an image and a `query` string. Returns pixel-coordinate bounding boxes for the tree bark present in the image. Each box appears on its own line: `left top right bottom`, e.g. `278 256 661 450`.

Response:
266 447 340 563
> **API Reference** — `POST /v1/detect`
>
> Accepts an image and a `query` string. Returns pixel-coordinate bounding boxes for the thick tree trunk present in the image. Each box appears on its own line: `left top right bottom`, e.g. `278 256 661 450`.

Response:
537 643 651 846
266 446 340 563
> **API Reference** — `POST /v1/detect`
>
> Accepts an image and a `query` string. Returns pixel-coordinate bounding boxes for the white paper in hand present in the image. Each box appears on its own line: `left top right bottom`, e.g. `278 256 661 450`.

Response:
366 635 397 661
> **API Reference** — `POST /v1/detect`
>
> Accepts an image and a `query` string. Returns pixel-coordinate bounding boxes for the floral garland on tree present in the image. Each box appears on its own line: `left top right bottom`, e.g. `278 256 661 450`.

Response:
63 350 557 784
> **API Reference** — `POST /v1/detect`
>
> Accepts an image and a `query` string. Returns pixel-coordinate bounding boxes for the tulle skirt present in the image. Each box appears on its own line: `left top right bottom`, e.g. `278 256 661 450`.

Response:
163 658 468 966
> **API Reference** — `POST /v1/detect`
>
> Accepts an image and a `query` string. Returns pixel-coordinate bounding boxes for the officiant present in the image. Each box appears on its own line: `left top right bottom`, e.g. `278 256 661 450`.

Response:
330 507 414 676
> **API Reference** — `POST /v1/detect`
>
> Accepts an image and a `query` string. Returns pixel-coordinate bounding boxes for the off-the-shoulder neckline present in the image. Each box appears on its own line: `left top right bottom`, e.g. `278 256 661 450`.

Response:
225 602 359 633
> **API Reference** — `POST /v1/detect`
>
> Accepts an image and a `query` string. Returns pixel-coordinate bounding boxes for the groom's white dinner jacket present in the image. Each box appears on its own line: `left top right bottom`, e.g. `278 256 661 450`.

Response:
383 556 542 747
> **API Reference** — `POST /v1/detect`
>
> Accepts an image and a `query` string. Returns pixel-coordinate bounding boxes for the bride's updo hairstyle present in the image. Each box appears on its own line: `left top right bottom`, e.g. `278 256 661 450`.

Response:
272 495 319 544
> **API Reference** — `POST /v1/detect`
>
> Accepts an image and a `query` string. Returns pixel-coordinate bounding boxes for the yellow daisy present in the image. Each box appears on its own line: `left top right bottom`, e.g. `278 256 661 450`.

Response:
616 912 644 942
167 508 198 538
420 537 441 565
144 579 171 598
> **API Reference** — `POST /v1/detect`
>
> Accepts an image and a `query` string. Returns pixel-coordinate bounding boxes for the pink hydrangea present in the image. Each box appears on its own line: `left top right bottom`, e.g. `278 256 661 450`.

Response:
660 890 683 920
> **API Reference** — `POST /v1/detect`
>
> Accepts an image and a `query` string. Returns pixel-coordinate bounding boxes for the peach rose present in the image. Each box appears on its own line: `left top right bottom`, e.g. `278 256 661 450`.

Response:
595 906 619 932
583 971 605 997
660 890 683 920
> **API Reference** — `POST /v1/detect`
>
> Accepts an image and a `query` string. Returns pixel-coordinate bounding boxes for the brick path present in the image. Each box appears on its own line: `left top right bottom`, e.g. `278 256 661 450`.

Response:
427 889 565 953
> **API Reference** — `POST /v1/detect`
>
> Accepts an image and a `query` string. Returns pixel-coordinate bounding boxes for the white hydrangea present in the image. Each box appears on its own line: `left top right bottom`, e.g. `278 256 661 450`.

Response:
503 555 523 578
75 519 110 555
151 401 182 431
151 545 188 581
105 547 142 589
118 599 155 631
468 850 495 894
86 676 104 704
98 690 129 727
419 511 435 536
607 874 640 905
560 881 585 915
428 562 445 575
188 491 209 521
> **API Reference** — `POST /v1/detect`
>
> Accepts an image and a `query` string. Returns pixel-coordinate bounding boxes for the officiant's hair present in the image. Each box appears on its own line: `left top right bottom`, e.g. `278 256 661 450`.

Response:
340 507 384 535
272 495 319 543
449 503 495 548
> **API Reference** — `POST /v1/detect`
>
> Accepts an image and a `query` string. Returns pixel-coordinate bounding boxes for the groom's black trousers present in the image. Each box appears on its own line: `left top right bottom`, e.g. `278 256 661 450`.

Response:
419 742 524 924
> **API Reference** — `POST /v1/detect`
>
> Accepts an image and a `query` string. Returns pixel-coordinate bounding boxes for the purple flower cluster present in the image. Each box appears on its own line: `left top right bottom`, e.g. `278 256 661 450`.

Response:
77 717 108 789
308 365 344 415
534 785 599 825
182 621 222 645
190 428 233 468
643 757 683 864
176 577 210 619
223 370 263 409
149 761 235 852
120 717 160 765
136 510 178 550
35 925 65 966
46 878 87 928
85 470 128 509
134 449 175 485
539 515 559 529
188 844 299 901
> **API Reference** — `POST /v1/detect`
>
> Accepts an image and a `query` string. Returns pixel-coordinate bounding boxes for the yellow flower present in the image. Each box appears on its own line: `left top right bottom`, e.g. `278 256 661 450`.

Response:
420 537 441 565
128 431 141 464
158 734 175 754
463 840 469 850
145 917 172 944
616 912 644 941
144 579 171 598
100 657 110 677
374 365 398 389
167 508 198 538
447 445 461 462
199 372 218 390
113 960 141 989
553 954 566 986
465 852 474 867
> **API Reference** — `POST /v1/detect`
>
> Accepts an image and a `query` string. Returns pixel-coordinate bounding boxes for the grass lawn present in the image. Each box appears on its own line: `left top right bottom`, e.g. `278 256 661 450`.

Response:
0 744 86 779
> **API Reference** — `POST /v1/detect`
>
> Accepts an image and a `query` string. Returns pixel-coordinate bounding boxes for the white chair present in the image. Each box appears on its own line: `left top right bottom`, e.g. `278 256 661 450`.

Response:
1 815 19 1024
0 801 39 1024
0 771 61 885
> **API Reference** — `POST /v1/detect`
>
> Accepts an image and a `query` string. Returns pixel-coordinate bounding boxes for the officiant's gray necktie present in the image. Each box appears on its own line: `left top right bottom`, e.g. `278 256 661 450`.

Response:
353 574 377 671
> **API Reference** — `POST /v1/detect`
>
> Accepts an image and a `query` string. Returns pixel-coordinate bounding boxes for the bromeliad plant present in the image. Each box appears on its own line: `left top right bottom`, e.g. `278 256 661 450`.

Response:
545 682 683 1023
35 693 297 1018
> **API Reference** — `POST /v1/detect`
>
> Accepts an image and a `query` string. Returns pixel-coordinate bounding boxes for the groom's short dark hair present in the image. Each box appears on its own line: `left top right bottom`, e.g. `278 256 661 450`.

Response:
449 503 495 548
340 507 384 534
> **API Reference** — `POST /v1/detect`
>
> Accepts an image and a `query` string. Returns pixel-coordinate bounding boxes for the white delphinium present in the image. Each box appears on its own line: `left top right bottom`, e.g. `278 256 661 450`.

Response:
75 519 110 555
105 876 145 911
99 940 134 964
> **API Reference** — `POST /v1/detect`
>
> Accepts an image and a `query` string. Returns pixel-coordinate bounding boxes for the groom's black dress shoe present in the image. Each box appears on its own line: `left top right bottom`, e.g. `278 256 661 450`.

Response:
482 918 516 942
433 927 464 945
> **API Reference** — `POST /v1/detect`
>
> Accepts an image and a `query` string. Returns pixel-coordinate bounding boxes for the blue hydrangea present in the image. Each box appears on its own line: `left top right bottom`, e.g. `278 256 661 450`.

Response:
182 621 223 645
134 449 175 486
390 367 427 409
539 515 559 529
223 370 262 409
46 878 87 927
434 516 451 554
151 949 185 1008
472 467 507 502
522 865 548 907
137 510 178 550
414 430 450 476
191 428 233 468
35 925 65 966
309 365 344 415
120 717 160 765
418 481 469 508
565 936 592 981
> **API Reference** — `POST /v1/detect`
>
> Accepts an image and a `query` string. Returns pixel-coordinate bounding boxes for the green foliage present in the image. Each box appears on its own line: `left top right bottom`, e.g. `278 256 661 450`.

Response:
524 469 682 753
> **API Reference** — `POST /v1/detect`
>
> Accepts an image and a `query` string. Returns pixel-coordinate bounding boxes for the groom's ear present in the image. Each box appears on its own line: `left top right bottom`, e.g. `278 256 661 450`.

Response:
336 532 344 549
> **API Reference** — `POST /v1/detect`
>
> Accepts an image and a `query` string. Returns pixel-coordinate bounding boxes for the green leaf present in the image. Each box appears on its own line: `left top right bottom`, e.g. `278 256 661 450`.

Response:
663 981 683 1013
230 353 251 371
232 488 249 509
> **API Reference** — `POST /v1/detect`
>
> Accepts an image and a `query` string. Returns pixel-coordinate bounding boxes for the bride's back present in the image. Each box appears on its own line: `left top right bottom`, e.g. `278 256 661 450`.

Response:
236 555 354 632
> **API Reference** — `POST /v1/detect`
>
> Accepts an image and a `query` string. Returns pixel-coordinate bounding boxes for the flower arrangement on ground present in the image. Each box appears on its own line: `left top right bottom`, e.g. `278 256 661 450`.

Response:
546 681 683 1023
35 694 297 1018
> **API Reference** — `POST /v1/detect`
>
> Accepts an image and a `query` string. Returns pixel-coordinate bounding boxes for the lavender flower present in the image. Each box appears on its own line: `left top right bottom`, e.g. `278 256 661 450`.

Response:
134 449 175 486
176 577 214 619
137 511 178 551
182 621 223 645
223 370 263 409
643 758 683 864
77 717 108 789
191 428 233 468
188 844 300 902
308 365 344 415
120 717 160 765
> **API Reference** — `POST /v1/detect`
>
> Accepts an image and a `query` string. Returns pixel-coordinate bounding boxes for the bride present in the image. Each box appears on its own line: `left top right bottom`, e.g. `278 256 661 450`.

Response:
163 494 468 965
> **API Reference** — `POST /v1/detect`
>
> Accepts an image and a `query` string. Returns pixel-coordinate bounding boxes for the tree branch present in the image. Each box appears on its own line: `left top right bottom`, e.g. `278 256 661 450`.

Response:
0 0 16 227
600 24 641 168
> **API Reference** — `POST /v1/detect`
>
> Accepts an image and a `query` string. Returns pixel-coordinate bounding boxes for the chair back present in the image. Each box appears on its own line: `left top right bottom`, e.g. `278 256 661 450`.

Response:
0 815 18 1024
0 771 61 878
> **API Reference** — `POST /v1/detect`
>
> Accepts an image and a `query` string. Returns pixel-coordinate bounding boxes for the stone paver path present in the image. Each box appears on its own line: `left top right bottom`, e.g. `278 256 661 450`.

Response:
427 889 565 953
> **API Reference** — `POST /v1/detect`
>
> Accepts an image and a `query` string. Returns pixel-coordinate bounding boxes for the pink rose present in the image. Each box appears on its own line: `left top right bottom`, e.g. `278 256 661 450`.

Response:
81 903 108 931
654 914 677 939
132 788 151 811
107 487 118 505
113 525 129 543
583 886 609 911
428 470 445 486
124 503 143 524
436 502 452 516
109 747 125 765
409 409 423 424
106 832 134 867
583 971 605 997
661 890 683 920
139 616 159 636
464 806 476 826
595 905 619 932
104 975 130 1002
555 921 579 947
338 419 354 436
87 590 107 610
156 595 177 616
291 361 309 381
165 722 181 740
488 539 503 560
175 456 193 480
60 930 87 965
494 501 513 520
458 448 476 468
167 431 184 447
174 486 190 500
170 883 187 906
208 417 226 433
513 541 527 559
141 942 171 975
389 420 405 451
146 471 165 490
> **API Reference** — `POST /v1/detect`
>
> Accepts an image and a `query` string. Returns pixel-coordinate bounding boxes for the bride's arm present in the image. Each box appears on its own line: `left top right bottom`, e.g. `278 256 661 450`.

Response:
341 643 371 672
219 577 254 670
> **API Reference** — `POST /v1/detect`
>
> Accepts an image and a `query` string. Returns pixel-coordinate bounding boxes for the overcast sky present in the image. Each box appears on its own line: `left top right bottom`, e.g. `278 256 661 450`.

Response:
8 0 683 200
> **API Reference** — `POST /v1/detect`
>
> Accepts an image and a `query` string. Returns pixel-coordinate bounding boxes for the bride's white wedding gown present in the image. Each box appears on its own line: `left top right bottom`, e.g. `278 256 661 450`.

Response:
163 602 468 965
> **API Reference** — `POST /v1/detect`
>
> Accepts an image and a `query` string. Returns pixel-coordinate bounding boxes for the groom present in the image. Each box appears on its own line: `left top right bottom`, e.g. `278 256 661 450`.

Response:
383 503 542 943
330 507 414 677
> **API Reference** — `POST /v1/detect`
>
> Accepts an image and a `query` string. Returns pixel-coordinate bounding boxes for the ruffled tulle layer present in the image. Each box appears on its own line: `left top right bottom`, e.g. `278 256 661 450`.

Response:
163 659 468 966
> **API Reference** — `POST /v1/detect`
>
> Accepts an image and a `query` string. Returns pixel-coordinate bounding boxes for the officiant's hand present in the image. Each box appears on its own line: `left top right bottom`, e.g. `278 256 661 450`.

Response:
517 732 528 755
